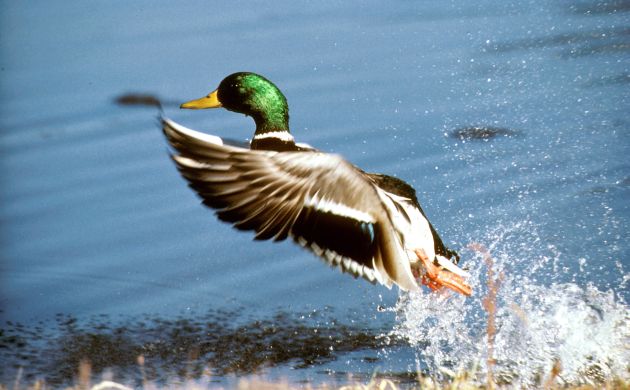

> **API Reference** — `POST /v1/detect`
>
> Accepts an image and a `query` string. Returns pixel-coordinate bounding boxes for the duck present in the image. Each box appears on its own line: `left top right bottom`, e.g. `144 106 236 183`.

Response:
162 72 472 296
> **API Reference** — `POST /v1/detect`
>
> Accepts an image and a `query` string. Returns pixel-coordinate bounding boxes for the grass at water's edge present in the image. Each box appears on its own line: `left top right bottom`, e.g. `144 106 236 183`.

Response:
3 247 628 390
2 367 629 390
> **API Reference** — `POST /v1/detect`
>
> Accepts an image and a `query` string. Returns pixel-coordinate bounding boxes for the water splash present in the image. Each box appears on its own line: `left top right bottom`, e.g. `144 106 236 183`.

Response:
390 221 630 387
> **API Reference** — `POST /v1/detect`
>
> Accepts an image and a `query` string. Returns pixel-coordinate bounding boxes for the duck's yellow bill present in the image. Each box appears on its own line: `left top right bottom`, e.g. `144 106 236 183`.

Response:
180 89 222 109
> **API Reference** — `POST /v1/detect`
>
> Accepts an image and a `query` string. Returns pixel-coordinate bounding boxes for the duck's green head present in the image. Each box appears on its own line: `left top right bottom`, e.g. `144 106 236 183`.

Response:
181 72 290 134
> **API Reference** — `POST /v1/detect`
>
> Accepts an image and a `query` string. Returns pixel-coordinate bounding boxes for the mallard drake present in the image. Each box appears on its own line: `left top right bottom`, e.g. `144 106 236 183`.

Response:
162 72 472 296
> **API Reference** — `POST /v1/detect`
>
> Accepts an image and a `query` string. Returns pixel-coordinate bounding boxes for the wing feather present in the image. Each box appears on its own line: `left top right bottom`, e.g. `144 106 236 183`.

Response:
162 118 419 291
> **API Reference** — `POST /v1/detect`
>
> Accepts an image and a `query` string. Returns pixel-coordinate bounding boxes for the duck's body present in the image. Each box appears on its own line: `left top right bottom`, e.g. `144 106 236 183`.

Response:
163 72 471 295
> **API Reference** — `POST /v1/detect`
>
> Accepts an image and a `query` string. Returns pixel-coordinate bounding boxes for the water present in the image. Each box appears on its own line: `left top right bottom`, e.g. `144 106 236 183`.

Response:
392 221 629 387
1 0 628 387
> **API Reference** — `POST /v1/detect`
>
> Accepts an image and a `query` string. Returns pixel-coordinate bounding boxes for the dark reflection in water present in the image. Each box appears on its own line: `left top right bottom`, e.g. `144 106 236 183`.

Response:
449 126 521 141
0 309 399 386
582 72 630 87
488 26 630 55
114 93 163 108
561 41 630 58
567 0 630 15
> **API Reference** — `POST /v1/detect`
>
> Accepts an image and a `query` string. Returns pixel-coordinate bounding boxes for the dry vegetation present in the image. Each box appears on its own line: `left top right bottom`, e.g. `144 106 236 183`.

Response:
3 248 628 390
4 364 628 390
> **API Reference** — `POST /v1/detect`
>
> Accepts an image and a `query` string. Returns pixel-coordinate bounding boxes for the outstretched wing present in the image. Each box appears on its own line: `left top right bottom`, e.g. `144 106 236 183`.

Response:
162 118 418 290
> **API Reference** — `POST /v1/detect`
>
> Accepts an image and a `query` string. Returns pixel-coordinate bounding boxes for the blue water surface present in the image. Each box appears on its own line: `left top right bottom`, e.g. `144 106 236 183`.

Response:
1 0 628 386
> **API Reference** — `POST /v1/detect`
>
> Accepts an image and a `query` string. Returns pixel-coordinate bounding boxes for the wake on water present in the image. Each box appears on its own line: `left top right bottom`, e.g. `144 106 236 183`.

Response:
389 221 629 387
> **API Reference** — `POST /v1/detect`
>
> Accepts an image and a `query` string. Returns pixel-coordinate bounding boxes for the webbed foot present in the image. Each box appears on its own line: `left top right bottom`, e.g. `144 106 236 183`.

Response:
412 249 472 296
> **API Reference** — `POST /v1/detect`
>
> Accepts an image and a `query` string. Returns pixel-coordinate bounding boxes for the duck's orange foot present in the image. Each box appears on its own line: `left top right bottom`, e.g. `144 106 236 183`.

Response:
413 249 473 296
